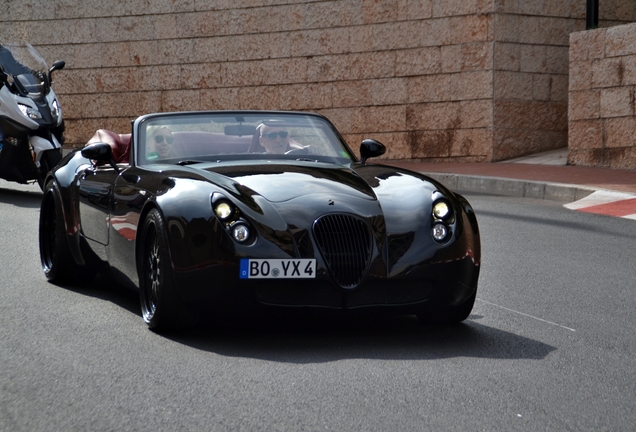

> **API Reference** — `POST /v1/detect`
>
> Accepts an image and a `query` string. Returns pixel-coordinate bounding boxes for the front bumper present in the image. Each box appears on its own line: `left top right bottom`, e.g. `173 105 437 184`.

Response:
173 253 479 314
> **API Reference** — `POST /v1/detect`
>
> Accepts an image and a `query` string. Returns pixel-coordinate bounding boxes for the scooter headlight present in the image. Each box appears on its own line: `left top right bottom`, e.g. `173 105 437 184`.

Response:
18 103 42 120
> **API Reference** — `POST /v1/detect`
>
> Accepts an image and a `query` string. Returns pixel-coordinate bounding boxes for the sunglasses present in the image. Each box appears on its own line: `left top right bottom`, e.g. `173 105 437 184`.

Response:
262 131 288 140
154 135 174 144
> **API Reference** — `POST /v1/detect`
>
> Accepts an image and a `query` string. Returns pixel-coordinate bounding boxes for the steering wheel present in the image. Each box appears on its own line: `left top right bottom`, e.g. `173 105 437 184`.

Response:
285 147 310 156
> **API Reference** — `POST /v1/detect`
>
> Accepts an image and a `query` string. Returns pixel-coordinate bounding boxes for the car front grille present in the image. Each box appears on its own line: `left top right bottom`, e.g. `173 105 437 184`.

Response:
313 214 373 288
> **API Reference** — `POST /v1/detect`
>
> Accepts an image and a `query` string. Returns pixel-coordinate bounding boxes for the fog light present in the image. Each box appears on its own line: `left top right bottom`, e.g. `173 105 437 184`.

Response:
232 224 250 243
431 223 448 242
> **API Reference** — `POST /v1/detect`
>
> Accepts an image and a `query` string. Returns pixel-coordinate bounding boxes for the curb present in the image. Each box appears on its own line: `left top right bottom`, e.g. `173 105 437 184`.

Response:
422 172 597 204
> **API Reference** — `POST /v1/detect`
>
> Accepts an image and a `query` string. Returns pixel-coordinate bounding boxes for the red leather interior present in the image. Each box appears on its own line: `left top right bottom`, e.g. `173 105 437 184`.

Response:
87 129 131 164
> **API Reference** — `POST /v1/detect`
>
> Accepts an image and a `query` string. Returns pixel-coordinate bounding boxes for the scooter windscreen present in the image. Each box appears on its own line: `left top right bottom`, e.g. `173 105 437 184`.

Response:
0 43 48 76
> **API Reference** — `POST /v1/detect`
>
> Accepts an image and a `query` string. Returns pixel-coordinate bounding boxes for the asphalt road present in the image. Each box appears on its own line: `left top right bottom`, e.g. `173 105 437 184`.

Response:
1 180 636 431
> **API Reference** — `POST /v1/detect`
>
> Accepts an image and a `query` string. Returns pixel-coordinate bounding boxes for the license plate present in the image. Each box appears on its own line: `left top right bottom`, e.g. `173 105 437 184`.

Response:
240 259 316 279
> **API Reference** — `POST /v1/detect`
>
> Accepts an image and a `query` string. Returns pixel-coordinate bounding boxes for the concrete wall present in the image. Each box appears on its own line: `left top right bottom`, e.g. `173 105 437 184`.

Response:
1 0 635 167
569 21 636 170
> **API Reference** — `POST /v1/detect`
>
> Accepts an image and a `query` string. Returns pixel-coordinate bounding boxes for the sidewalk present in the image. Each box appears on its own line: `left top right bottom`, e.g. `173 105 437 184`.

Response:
387 148 636 203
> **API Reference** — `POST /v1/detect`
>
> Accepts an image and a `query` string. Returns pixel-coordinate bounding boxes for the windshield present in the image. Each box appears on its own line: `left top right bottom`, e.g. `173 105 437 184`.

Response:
137 112 355 166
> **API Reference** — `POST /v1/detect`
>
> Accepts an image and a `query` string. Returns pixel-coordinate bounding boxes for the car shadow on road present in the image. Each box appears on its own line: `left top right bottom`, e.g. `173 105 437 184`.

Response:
59 274 141 317
0 186 42 209
60 274 556 363
167 311 556 363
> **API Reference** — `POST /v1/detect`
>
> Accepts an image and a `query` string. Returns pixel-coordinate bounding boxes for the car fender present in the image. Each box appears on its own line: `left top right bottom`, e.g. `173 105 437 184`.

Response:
48 151 90 266
148 176 295 272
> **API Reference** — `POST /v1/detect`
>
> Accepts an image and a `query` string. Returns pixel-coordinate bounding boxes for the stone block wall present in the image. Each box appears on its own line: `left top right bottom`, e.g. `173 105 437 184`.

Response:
0 0 498 161
569 21 636 170
1 0 635 166
490 1 585 161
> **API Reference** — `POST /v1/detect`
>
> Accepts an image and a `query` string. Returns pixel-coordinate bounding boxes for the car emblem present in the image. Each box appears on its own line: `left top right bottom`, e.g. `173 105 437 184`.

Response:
328 199 334 206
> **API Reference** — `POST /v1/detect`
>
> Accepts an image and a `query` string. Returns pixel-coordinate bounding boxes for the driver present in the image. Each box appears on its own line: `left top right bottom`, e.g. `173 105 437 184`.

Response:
259 125 291 154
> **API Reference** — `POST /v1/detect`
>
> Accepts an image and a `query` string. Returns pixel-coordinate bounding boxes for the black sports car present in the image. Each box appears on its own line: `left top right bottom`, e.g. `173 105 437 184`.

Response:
39 111 480 331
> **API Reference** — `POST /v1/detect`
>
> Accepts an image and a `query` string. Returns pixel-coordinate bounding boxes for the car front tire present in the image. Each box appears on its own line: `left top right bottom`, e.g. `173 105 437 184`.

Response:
139 208 187 331
417 289 477 325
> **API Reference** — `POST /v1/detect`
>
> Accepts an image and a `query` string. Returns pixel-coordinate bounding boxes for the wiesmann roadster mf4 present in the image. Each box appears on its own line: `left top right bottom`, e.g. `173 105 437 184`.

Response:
39 111 480 331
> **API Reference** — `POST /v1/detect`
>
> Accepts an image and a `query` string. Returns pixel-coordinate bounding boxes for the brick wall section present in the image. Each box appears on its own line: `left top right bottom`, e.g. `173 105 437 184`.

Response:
490 1 585 161
4 0 500 161
1 0 635 166
570 22 636 170
2 0 498 161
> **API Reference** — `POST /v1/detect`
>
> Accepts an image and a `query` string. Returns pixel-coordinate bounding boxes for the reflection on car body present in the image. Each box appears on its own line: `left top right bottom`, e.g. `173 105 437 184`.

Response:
38 110 480 331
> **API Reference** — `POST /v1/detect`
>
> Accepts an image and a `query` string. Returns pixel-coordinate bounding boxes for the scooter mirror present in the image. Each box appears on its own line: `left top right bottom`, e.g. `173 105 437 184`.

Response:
51 60 65 71
48 60 65 84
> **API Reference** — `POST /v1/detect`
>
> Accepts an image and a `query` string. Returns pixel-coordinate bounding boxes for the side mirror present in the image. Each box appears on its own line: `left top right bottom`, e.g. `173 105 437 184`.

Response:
359 139 386 165
81 142 120 172
48 60 65 84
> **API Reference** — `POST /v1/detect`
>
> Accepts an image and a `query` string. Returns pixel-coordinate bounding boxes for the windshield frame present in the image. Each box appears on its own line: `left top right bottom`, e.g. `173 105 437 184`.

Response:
132 111 359 168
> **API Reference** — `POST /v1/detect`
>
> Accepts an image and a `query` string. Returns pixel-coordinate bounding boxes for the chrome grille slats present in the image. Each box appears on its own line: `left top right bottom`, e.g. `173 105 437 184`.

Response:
313 214 373 288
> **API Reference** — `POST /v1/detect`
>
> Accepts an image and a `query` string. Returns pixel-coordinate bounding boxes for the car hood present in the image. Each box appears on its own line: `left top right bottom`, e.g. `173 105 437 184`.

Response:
205 162 377 203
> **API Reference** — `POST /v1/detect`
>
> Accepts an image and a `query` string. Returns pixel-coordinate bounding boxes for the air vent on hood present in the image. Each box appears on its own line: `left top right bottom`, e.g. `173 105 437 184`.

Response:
313 214 372 288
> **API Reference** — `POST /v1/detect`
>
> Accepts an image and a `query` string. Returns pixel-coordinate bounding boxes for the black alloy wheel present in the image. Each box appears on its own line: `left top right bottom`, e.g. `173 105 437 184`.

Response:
139 208 185 331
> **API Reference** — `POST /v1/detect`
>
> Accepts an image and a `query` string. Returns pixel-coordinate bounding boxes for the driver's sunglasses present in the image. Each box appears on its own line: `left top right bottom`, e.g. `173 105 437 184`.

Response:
263 131 288 140
154 135 174 144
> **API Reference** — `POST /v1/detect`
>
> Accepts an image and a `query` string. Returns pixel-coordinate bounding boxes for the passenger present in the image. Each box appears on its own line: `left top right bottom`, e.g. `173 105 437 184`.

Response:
146 125 177 160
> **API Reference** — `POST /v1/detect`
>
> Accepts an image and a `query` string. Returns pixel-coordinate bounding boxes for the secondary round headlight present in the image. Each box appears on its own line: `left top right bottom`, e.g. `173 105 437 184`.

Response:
432 201 450 219
214 201 233 221
431 223 448 242
232 224 250 243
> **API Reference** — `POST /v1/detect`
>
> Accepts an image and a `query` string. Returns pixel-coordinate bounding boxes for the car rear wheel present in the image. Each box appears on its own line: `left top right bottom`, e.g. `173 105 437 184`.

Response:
39 180 97 283
416 290 477 325
139 208 186 331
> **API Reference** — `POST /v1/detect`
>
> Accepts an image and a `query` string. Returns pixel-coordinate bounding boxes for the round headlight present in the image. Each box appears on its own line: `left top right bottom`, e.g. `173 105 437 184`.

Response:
431 223 448 242
432 201 450 219
232 224 250 243
214 201 233 221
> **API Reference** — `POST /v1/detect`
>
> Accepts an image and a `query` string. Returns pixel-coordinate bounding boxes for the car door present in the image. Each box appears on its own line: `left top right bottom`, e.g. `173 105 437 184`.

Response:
78 164 119 246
